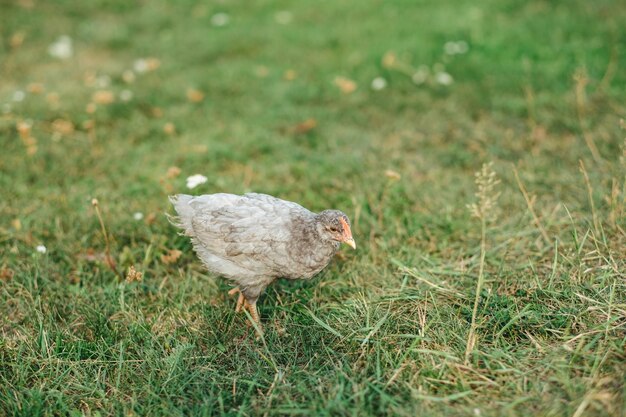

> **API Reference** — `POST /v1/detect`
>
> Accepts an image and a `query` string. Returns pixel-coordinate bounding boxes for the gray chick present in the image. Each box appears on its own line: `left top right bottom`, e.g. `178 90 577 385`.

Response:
169 193 356 331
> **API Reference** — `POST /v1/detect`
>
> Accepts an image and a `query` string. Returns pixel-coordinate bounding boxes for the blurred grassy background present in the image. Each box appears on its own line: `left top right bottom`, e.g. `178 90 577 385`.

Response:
1 0 625 416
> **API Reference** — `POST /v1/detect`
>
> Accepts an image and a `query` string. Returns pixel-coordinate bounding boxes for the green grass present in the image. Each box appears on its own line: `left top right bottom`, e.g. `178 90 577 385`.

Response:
1 0 625 415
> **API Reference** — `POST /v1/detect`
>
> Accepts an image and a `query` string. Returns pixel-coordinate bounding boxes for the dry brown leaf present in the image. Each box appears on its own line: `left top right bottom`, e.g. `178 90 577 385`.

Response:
79 248 105 263
18 122 38 155
294 118 317 135
163 122 176 135
145 57 161 71
16 121 32 139
384 169 401 180
10 32 25 48
334 76 357 94
161 249 182 265
0 266 14 281
166 166 181 179
92 90 115 105
145 212 157 225
52 119 74 135
186 88 205 103
27 83 44 94
12 218 22 231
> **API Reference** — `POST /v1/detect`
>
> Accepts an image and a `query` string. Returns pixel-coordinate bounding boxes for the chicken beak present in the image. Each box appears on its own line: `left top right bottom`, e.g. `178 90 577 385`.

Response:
339 217 356 249
344 237 356 250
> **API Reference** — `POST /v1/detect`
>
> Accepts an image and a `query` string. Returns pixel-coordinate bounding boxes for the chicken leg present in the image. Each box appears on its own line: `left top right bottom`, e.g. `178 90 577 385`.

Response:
229 287 245 312
228 287 262 332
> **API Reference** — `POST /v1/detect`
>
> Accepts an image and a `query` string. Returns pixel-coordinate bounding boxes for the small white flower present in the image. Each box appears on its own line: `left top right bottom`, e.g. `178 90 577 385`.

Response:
444 41 458 55
211 13 230 27
120 90 133 101
371 77 387 91
133 212 144 220
444 41 469 55
133 59 149 73
36 245 47 254
435 71 454 86
275 10 293 25
12 91 25 102
48 35 73 59
186 174 208 189
473 408 481 416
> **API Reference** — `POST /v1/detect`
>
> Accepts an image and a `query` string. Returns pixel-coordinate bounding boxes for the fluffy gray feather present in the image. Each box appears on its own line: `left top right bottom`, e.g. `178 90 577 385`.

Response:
169 193 351 301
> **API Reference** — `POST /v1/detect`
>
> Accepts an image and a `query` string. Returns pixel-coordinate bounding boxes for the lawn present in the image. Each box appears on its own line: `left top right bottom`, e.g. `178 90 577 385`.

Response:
1 0 625 416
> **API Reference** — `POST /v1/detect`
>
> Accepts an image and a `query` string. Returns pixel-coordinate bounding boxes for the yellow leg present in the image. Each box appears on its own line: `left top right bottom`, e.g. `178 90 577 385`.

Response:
244 300 260 324
228 287 245 312
228 287 262 333
243 299 263 335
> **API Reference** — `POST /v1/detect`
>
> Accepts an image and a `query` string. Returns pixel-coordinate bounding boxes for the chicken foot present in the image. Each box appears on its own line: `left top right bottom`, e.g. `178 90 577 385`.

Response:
229 287 245 312
228 287 262 332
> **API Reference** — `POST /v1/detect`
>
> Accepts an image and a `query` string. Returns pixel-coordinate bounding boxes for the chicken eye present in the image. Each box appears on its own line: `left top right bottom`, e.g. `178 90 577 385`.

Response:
329 226 339 232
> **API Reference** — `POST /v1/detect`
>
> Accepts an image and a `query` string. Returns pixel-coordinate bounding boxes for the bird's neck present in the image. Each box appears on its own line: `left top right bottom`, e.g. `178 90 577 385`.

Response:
285 216 339 277
291 216 337 251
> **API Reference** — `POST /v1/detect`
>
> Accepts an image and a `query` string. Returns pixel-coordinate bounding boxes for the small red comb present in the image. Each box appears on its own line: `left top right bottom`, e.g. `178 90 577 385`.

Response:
339 217 352 237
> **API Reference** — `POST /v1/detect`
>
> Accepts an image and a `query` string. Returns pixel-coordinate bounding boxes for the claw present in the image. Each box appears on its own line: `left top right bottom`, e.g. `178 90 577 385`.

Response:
228 287 262 334
228 287 245 312
235 294 244 312
243 299 260 324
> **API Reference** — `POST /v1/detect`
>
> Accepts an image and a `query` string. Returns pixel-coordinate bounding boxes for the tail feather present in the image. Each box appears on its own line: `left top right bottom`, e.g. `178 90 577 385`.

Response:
168 194 195 235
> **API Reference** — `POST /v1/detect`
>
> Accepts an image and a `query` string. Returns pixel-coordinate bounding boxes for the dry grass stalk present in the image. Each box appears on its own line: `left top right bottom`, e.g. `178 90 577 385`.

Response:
465 162 500 365
513 166 551 245
573 68 602 164
579 160 601 238
91 198 123 280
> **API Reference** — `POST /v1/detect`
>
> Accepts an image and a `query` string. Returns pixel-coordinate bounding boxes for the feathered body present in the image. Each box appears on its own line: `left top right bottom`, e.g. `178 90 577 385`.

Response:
169 193 354 308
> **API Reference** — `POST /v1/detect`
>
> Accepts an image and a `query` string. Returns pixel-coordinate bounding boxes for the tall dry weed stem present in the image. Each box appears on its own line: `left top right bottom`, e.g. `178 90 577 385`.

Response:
573 67 602 164
612 120 626 233
467 162 501 222
465 162 500 365
618 120 626 183
92 198 123 280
